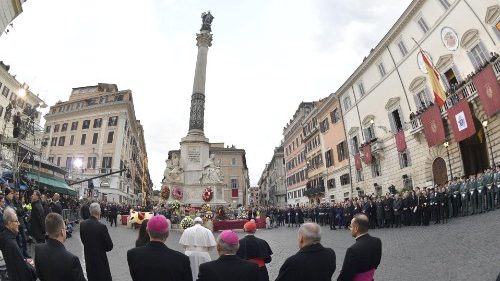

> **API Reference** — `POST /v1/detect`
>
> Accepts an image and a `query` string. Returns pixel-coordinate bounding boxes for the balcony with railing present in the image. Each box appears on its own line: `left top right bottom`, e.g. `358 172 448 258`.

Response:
304 177 325 197
409 57 500 135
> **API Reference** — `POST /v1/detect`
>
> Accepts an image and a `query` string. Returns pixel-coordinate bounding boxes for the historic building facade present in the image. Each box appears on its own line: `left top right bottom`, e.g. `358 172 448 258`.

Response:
314 94 352 201
41 83 153 204
257 145 286 207
269 0 500 205
248 186 260 207
336 0 500 196
303 100 327 204
283 102 314 205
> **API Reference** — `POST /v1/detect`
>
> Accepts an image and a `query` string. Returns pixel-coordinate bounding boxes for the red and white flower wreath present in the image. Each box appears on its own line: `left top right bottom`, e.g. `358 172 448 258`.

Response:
202 186 213 202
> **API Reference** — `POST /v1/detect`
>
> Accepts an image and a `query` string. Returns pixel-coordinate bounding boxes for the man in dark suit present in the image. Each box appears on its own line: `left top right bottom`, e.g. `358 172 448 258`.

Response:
80 202 113 281
50 193 63 215
338 214 382 281
35 213 86 281
276 223 336 281
109 204 118 227
80 200 90 220
127 215 192 281
198 230 260 281
0 207 36 281
236 220 273 281
30 190 46 243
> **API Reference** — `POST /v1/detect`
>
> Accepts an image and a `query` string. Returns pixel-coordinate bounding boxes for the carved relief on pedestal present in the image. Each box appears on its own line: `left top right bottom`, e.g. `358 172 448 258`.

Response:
162 156 184 184
199 154 224 185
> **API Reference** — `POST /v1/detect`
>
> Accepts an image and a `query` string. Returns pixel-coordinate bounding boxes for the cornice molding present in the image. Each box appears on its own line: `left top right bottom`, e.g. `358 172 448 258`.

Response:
485 5 500 24
385 97 401 110
460 29 479 49
409 76 427 93
435 54 454 71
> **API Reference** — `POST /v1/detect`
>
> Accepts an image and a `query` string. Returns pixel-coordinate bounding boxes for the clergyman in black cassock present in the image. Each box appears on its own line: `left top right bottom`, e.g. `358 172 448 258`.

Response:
236 220 273 281
80 203 113 281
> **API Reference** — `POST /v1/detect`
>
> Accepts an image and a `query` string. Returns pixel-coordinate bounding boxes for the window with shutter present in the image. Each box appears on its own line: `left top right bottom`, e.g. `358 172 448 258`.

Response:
356 169 364 182
358 82 366 96
351 136 359 154
440 73 451 90
397 40 408 56
417 17 429 34
438 0 450 10
468 42 489 70
391 109 403 131
388 112 397 134
451 65 462 83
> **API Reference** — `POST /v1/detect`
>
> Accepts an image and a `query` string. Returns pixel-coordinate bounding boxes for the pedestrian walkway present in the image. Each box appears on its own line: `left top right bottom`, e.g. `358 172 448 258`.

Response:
65 212 500 281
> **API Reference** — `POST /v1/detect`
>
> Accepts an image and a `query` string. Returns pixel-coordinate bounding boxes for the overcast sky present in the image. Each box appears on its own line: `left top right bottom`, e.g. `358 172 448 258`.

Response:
0 0 412 188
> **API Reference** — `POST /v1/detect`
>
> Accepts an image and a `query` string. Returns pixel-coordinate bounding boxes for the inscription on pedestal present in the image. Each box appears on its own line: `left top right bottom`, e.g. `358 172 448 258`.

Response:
187 146 201 163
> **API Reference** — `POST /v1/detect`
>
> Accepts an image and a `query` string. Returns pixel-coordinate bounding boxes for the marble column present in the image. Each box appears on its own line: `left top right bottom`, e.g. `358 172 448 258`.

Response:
188 31 213 136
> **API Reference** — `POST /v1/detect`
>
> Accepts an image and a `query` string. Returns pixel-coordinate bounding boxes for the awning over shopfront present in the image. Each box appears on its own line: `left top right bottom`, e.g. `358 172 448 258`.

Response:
25 172 77 196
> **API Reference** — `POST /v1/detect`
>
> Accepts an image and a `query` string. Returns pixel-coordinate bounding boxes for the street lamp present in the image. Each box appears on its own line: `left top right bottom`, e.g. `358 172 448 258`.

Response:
18 88 26 98
443 141 453 180
482 120 496 167
73 158 83 169
72 158 84 197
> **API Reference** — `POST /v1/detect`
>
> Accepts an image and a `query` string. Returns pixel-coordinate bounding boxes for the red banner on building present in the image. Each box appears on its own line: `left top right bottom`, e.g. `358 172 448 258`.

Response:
363 144 372 165
473 65 500 118
421 105 446 147
395 130 406 152
447 99 476 142
354 153 362 170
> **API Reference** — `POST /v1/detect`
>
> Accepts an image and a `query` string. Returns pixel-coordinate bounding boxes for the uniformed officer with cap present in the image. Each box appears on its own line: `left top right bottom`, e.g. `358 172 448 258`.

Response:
476 172 486 213
467 175 478 215
460 177 469 216
484 168 494 211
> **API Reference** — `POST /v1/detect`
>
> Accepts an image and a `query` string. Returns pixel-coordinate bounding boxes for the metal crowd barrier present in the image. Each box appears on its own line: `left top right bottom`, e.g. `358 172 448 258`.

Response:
62 209 80 223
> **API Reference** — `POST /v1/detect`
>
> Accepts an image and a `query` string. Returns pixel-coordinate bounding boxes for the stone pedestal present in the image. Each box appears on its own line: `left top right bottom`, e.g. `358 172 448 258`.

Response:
179 183 226 207
162 13 227 208
180 134 210 184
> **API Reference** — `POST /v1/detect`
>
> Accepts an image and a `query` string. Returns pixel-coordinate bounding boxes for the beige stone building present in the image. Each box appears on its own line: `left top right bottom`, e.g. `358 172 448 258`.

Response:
41 83 153 204
257 144 286 207
313 94 352 202
336 0 500 196
283 102 315 206
168 143 249 207
302 99 327 204
247 186 260 207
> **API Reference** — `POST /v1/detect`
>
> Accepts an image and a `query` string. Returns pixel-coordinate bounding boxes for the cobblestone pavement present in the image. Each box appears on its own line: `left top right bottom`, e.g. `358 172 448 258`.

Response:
64 210 500 281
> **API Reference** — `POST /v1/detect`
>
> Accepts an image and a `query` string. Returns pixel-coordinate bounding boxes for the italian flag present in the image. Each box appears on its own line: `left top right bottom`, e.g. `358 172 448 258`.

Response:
421 49 446 107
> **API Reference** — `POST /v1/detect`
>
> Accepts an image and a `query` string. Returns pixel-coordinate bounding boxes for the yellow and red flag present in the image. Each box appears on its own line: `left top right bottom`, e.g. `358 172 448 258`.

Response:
421 50 446 107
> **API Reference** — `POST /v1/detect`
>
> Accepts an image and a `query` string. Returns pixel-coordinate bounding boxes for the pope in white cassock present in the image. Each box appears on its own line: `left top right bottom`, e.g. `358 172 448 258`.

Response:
179 217 216 281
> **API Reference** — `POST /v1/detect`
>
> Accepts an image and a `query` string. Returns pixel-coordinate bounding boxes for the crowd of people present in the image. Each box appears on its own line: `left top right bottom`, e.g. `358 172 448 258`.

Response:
410 51 499 118
21 198 380 281
0 165 498 280
260 166 500 230
127 212 381 281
